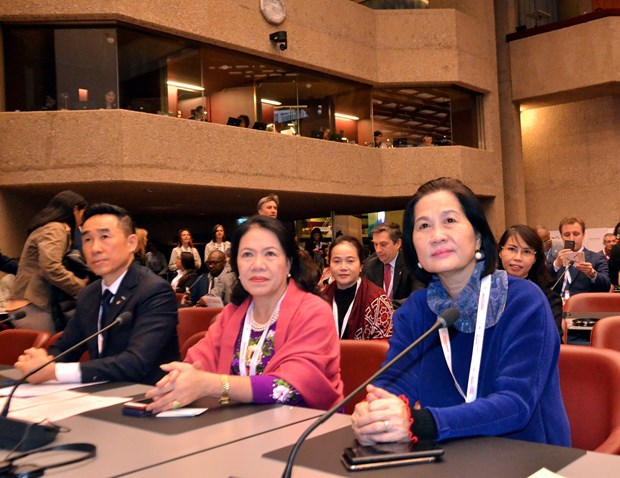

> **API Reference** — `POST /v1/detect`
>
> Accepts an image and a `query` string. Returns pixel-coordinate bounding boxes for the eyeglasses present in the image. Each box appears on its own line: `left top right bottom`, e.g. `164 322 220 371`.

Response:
206 260 225 265
501 245 536 258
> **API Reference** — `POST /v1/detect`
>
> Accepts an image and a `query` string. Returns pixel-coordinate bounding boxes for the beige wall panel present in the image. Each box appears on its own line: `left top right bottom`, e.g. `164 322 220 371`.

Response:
380 145 505 238
333 215 362 242
373 10 459 84
521 95 620 229
510 17 620 102
0 111 502 220
0 111 378 195
0 189 39 257
494 0 527 226
0 1 504 246
0 1 497 89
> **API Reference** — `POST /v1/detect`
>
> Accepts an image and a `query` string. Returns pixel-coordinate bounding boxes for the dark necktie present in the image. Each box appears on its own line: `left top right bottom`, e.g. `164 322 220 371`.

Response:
208 275 215 294
384 263 392 297
98 289 114 353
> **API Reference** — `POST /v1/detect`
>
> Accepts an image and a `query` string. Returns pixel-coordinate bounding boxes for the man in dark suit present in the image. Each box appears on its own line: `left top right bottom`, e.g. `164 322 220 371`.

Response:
550 216 611 297
362 222 422 309
185 250 236 306
15 203 179 385
536 225 563 266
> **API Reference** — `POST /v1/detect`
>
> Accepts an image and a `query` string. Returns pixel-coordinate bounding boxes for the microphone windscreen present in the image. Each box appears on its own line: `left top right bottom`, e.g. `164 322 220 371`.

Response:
439 307 460 328
115 311 134 327
10 311 27 320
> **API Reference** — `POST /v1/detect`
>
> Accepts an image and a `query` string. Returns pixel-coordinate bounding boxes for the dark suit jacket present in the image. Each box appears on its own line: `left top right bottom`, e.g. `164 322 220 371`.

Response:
542 286 563 340
361 251 423 309
189 270 236 306
49 262 179 384
550 248 611 296
0 250 18 274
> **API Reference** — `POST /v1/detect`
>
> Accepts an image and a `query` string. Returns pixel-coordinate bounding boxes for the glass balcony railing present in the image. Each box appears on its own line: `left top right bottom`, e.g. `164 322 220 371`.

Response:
2 23 482 149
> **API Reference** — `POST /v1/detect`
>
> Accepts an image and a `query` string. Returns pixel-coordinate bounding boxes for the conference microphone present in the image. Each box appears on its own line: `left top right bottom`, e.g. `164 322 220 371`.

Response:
0 311 133 451
281 307 460 478
0 310 26 326
551 259 576 291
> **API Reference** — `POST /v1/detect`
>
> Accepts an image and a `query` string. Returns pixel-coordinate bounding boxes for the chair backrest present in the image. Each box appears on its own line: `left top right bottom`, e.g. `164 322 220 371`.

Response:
558 345 620 453
180 330 208 359
44 331 63 350
43 331 90 361
177 307 223 350
339 339 389 415
563 293 620 316
0 329 51 365
591 315 620 352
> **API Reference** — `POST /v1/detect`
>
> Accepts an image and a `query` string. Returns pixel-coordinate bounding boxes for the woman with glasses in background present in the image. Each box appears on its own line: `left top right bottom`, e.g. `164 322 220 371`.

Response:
498 224 563 338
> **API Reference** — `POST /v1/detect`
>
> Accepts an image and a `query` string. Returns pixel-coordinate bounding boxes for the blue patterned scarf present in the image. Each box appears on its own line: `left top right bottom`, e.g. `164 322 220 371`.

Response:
427 261 508 333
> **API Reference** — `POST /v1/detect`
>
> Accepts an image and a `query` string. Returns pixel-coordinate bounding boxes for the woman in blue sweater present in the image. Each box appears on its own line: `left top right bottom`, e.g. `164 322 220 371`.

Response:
351 177 570 447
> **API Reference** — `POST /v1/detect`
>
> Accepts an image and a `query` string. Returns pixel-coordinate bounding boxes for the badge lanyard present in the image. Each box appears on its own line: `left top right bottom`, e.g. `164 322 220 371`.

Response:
438 274 491 403
332 279 361 338
561 265 572 296
239 293 286 376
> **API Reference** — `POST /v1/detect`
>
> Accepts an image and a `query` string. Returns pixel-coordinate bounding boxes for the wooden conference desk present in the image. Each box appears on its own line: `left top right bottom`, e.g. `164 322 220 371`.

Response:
121 413 620 478
0 373 323 478
3 372 620 477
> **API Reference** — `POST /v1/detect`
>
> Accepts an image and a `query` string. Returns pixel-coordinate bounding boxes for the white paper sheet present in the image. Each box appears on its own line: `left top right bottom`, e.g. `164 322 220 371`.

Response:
0 381 105 398
1 390 86 413
8 394 130 422
528 468 567 478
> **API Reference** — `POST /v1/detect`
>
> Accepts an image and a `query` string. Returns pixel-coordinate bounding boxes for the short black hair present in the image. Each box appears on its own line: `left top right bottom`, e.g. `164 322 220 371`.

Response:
402 177 496 285
497 224 550 287
328 235 365 263
82 203 135 236
229 215 318 304
180 251 195 270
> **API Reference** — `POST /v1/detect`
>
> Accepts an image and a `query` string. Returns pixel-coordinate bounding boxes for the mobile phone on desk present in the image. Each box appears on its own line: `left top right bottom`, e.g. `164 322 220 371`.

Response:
122 398 153 417
341 440 443 471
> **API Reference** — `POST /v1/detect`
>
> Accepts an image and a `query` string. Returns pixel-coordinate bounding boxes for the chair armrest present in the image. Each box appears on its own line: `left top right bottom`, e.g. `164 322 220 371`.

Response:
594 426 620 454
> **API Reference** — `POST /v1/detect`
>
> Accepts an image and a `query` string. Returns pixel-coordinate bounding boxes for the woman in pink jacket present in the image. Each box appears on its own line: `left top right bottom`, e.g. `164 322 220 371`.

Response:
147 215 343 411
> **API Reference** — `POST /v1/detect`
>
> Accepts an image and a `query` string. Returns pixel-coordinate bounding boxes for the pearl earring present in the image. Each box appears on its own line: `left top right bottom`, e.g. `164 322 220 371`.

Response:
417 262 423 269
474 250 483 261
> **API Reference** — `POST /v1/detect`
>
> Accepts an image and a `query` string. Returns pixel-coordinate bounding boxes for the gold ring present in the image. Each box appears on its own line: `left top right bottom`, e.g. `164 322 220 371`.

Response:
383 420 389 432
171 400 182 410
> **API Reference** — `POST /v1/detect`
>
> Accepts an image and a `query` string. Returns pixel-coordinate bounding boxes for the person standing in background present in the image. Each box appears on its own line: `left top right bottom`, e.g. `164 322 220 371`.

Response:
169 229 201 272
257 194 279 219
9 191 88 332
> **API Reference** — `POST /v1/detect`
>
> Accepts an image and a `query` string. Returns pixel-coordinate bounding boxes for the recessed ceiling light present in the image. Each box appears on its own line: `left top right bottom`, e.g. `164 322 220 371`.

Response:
166 81 204 92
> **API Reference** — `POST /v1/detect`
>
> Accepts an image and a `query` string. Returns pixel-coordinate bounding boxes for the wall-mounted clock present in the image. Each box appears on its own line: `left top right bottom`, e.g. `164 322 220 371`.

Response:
260 0 286 25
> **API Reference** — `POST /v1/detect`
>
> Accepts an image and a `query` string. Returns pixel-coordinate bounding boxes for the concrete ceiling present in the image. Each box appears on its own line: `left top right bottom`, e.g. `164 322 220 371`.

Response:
8 182 411 222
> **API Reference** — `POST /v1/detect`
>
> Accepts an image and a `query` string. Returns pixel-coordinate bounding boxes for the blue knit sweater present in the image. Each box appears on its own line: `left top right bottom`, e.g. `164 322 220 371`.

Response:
375 276 571 446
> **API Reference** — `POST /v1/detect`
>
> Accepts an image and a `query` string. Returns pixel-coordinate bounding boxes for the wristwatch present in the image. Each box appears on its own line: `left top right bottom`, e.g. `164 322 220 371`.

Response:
219 374 230 405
